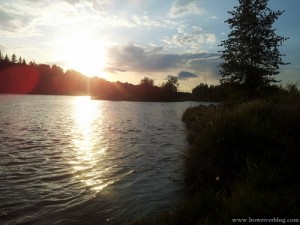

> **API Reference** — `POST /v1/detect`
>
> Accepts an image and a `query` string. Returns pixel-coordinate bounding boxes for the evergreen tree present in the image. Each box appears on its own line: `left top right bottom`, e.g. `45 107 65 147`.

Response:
11 54 17 63
219 0 289 95
4 54 9 62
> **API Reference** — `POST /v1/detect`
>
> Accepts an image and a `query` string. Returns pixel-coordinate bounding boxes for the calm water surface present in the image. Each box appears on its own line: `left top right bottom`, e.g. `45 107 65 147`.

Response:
0 95 201 225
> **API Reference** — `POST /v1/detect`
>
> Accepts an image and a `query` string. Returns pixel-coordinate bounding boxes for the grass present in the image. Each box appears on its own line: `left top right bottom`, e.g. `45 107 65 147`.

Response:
131 88 300 225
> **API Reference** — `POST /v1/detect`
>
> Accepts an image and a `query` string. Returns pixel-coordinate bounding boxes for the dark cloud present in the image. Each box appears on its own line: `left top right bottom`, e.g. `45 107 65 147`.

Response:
106 44 180 72
178 71 198 79
106 44 221 76
104 66 127 73
187 57 222 79
167 71 198 80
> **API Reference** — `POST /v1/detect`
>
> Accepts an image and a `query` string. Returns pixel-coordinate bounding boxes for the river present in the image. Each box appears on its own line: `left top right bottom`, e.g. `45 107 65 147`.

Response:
0 95 202 225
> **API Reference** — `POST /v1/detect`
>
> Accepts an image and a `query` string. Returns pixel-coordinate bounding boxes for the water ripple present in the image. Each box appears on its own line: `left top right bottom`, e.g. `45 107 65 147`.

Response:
0 95 201 225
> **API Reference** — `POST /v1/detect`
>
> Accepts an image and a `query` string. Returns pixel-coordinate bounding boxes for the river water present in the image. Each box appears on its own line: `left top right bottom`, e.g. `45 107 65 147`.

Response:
0 95 201 225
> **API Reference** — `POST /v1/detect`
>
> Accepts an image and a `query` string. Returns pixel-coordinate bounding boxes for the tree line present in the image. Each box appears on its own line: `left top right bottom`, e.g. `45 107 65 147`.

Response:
90 76 187 101
0 50 293 102
0 52 186 101
0 51 88 95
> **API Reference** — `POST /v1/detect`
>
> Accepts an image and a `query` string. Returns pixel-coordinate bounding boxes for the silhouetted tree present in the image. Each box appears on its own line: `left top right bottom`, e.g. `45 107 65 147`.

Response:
140 77 154 87
29 61 36 66
219 0 289 96
11 54 17 63
159 77 179 100
162 77 179 93
4 54 9 62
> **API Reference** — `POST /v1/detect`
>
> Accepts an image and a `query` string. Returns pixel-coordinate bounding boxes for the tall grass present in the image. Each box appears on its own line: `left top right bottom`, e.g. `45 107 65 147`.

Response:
183 100 300 193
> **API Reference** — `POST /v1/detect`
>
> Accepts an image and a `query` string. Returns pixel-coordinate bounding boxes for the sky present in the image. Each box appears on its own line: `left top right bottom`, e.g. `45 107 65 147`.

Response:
0 0 299 92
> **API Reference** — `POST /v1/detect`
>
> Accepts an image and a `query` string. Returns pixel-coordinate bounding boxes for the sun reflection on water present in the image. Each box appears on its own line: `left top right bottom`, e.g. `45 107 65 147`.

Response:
71 96 111 193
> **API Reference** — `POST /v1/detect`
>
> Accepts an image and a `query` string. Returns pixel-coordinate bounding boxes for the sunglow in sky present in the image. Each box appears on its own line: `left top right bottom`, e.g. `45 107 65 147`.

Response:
0 0 299 92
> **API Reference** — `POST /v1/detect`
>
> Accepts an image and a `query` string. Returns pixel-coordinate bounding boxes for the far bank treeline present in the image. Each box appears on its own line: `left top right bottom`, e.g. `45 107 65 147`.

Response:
0 51 225 101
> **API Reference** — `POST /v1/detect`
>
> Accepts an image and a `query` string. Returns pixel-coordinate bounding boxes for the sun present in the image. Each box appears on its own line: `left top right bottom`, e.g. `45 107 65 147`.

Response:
56 32 109 79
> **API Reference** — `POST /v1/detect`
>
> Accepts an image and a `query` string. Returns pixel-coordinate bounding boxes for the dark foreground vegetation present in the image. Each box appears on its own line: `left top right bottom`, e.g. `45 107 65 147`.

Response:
131 87 300 225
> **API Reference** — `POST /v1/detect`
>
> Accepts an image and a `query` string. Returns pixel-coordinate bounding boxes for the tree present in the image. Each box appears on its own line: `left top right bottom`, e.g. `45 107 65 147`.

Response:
162 77 179 93
219 0 289 95
140 77 154 87
29 61 36 66
4 54 9 62
11 54 17 63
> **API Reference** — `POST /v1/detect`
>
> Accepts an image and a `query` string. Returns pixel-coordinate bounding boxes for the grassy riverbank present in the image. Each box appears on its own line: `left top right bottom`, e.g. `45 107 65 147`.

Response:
132 90 300 225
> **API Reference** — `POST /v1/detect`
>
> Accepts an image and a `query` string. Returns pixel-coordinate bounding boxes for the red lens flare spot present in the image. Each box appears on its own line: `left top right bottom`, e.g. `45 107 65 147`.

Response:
0 65 39 94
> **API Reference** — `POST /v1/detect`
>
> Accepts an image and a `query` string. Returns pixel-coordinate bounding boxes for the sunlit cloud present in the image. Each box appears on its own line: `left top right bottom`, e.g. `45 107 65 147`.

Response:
0 0 109 38
0 45 7 52
0 9 13 31
0 0 175 38
65 0 110 12
131 14 166 28
162 25 217 53
169 0 203 18
0 2 41 37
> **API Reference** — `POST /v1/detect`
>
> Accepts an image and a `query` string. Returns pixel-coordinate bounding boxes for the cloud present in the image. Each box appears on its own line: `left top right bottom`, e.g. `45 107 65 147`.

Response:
0 3 37 35
63 0 111 12
187 56 222 79
131 15 160 27
0 9 14 31
105 44 221 77
0 0 177 39
168 71 198 80
0 45 7 52
161 25 217 53
104 66 127 73
0 0 112 37
105 14 177 29
105 44 181 73
169 0 203 18
0 1 61 37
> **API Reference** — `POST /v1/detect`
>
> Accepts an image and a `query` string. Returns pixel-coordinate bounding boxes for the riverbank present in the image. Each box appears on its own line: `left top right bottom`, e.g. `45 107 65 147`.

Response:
131 93 300 224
